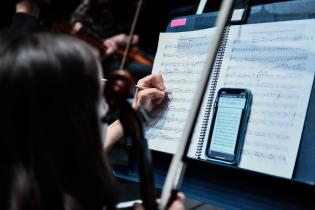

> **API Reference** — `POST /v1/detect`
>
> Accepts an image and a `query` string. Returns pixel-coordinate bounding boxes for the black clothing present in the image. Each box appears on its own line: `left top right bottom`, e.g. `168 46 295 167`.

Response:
71 1 152 81
10 13 42 33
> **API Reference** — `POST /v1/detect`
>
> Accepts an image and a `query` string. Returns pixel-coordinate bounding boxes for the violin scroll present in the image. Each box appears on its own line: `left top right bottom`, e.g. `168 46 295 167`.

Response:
104 70 135 103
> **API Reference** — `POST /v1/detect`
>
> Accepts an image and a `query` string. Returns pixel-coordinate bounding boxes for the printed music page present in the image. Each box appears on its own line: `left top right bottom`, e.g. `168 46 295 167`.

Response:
215 19 315 178
146 28 215 154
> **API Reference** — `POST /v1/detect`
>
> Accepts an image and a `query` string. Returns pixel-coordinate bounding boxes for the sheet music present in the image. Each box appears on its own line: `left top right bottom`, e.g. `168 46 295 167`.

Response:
146 28 215 154
215 19 315 178
146 18 315 178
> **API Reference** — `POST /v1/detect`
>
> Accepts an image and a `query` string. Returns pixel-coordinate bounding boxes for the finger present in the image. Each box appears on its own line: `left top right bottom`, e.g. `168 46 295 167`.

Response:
137 89 165 111
137 88 165 103
168 193 185 210
151 91 167 105
176 192 185 203
71 22 83 34
120 34 128 43
137 73 165 91
105 47 115 55
105 46 114 55
133 202 144 210
114 34 128 46
132 34 139 45
137 73 165 90
169 200 185 210
151 96 164 106
104 40 117 55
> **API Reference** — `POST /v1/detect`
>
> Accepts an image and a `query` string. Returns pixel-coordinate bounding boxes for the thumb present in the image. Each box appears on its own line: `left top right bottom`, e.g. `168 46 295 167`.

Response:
133 202 144 210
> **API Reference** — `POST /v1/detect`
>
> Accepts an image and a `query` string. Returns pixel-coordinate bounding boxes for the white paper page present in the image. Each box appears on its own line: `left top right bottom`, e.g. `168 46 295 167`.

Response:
215 19 315 178
187 81 213 158
146 28 215 154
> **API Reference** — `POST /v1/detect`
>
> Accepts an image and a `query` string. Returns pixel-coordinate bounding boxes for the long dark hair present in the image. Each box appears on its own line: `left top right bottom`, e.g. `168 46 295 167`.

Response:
0 33 118 210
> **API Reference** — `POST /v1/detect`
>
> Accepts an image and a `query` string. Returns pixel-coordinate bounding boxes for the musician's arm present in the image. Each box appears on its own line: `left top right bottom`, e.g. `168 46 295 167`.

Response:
103 73 165 150
104 120 124 151
11 0 47 33
103 33 139 55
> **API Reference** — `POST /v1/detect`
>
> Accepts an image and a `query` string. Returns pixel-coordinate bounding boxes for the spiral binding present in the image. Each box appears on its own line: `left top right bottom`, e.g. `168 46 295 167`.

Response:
195 26 230 159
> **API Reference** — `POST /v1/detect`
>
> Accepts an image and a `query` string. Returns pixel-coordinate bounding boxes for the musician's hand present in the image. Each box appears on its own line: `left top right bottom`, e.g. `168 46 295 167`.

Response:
103 33 139 55
132 73 166 112
104 73 164 150
132 193 186 210
168 192 185 210
71 22 83 34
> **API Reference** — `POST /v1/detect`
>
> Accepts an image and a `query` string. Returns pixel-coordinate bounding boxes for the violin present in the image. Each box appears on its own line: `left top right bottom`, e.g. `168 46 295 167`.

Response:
50 21 152 66
116 47 152 66
104 70 157 210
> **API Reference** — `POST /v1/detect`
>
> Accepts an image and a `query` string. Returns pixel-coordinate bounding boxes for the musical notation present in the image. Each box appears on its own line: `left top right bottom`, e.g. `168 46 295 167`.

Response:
230 55 307 63
146 133 178 142
161 61 205 68
165 78 199 84
232 46 305 53
245 141 288 152
224 80 301 90
163 51 208 59
253 109 300 119
225 69 305 80
234 30 314 43
168 106 189 113
246 129 290 141
215 19 315 177
146 28 215 153
250 34 314 43
146 18 315 178
164 36 210 51
251 102 298 111
161 68 201 75
242 149 287 165
151 125 182 133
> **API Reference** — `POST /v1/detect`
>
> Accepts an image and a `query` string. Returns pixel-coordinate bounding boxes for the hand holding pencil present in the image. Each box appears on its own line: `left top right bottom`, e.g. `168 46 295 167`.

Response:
132 73 167 112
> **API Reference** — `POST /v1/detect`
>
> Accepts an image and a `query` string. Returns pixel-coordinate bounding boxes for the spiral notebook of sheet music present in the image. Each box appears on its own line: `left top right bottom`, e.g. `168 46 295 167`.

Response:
146 18 315 179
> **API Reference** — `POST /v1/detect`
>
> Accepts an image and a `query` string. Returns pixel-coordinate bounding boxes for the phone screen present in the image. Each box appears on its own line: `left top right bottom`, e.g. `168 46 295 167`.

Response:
207 90 248 162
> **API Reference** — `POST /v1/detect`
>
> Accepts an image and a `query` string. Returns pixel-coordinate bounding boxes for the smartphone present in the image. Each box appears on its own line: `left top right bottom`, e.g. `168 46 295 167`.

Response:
205 88 252 165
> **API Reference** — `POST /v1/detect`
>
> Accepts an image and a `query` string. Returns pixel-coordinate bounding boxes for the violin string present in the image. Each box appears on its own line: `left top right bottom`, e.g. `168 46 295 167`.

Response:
119 0 144 70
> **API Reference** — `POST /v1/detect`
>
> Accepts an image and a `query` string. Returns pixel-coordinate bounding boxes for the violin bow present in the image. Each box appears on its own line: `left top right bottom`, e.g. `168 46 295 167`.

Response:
119 0 144 70
159 0 236 209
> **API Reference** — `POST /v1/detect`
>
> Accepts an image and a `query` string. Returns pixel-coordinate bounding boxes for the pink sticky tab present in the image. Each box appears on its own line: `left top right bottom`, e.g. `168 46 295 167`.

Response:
170 18 187 27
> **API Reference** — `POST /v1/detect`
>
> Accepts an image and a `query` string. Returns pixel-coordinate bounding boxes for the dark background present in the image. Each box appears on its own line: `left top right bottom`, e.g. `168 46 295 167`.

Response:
0 0 248 53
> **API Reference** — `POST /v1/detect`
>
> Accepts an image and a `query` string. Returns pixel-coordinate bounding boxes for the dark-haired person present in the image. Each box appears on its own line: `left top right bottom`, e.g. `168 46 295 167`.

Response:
10 0 45 32
11 0 152 81
0 33 184 210
71 0 153 81
70 0 137 55
10 0 81 33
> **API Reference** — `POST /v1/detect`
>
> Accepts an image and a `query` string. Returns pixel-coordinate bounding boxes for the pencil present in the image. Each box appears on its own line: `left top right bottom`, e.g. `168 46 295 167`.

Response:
102 80 171 93
135 84 172 93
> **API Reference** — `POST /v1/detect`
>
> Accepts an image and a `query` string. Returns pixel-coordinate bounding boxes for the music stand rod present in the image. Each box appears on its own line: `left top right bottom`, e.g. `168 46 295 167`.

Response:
159 0 235 209
196 0 208 14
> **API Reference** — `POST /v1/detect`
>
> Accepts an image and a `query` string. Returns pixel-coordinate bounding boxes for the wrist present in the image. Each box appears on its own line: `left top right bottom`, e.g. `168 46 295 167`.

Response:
132 100 138 110
104 120 124 150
